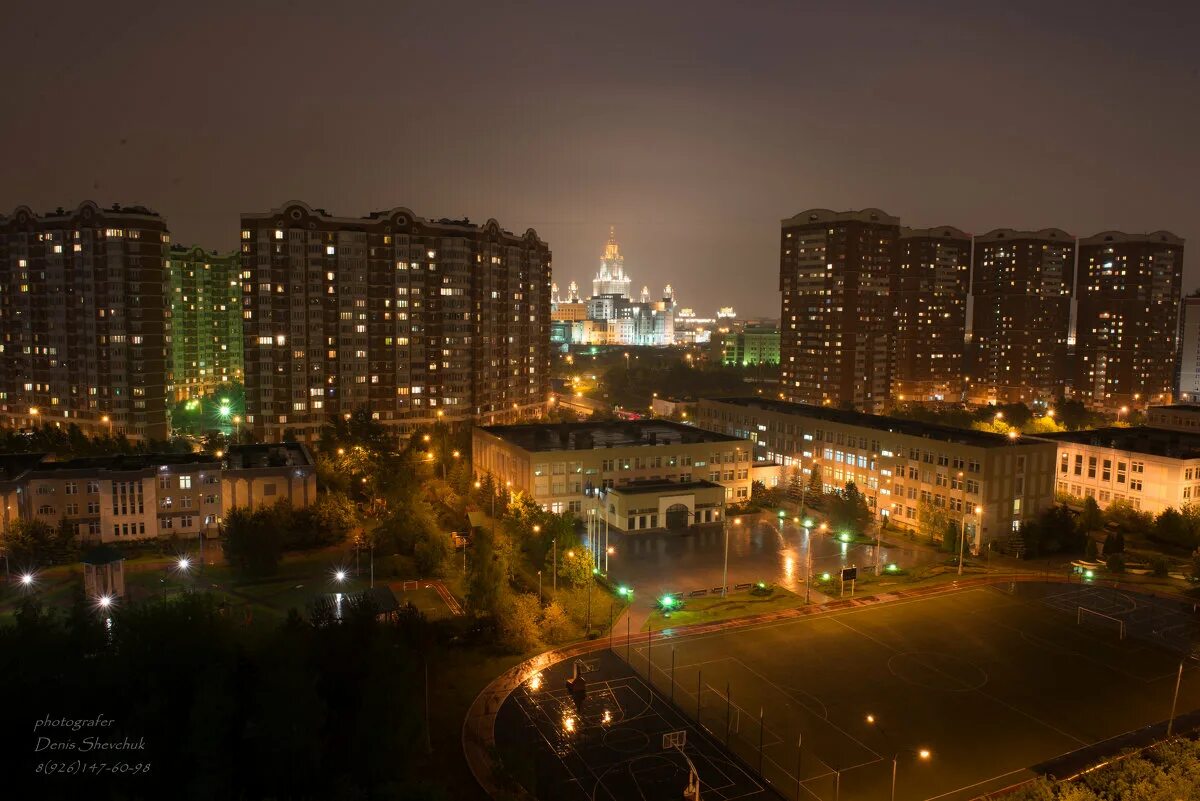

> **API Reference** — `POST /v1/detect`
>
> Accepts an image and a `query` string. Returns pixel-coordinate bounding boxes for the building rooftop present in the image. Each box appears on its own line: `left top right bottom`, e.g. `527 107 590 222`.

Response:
1148 404 1200 412
26 452 219 474
1037 427 1200 460
0 453 49 482
477 421 743 452
224 442 314 470
704 397 1031 449
609 479 724 496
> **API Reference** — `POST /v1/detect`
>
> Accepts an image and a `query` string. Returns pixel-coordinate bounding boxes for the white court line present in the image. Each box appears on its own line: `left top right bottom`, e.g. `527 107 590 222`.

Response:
830 616 1089 748
920 766 1030 801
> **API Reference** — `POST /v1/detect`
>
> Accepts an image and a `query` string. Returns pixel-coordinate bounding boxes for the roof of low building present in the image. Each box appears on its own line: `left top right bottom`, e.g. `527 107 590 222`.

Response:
702 397 1037 449
608 479 725 496
477 421 743 452
1037 427 1200 459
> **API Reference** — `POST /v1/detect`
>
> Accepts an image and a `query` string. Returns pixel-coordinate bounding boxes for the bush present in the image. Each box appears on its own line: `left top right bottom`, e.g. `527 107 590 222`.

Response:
541 602 574 644
1150 556 1170 578
496 593 542 653
413 529 450 576
1106 553 1126 574
750 582 774 597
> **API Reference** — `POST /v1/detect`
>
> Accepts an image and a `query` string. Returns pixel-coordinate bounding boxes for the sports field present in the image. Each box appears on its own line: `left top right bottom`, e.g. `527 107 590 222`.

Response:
618 582 1200 801
498 649 781 800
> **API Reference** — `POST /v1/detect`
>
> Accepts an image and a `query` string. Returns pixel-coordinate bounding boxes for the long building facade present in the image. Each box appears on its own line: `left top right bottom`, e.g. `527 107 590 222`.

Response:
471 420 754 527
0 202 171 441
239 202 551 443
697 397 1057 551
891 226 971 403
779 209 898 412
969 228 1075 405
167 245 243 400
0 443 317 545
1073 231 1184 410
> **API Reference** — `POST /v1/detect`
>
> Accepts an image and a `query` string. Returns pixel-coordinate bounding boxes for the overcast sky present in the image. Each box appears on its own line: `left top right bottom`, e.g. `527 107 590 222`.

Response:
3 1 1198 316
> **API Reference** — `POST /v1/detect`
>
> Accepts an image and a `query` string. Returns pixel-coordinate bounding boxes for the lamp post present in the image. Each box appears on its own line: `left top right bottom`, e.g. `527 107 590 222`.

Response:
866 714 932 801
721 516 742 598
799 517 813 604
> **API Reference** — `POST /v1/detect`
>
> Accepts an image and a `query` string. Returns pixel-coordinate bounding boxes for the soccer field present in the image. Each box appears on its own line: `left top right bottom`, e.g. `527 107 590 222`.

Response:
621 582 1200 801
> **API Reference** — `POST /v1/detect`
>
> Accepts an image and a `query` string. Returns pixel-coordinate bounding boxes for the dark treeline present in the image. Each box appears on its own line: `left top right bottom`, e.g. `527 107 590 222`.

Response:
1 591 445 800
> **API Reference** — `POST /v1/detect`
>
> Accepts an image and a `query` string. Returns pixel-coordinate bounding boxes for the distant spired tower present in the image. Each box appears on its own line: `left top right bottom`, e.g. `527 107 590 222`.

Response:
551 281 560 303
640 285 650 302
592 225 632 298
566 280 580 303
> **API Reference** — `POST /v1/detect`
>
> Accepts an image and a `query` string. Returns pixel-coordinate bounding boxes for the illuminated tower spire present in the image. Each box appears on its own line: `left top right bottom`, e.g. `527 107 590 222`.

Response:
593 225 631 298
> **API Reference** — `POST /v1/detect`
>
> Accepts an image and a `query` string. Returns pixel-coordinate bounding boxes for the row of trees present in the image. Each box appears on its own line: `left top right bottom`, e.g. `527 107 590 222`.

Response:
1009 737 1200 801
0 422 195 460
222 493 357 577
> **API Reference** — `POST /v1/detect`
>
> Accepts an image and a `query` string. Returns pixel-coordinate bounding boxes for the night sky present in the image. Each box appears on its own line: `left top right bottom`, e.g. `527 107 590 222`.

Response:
3 1 1199 316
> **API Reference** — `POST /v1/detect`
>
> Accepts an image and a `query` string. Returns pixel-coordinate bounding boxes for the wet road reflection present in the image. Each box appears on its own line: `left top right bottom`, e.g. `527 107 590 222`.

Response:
603 517 934 598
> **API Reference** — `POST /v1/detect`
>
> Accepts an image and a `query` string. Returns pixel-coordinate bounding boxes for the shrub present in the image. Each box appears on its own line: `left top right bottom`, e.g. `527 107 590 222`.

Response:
496 593 542 653
540 602 574 644
1106 552 1126 574
1150 556 1170 578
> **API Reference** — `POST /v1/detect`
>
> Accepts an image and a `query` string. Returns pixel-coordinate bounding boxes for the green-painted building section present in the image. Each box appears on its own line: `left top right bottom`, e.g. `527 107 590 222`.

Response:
167 246 243 399
721 326 780 366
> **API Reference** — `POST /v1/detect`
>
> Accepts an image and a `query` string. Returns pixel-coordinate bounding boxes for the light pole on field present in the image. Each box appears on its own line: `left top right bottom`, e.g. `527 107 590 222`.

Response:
721 515 742 598
866 714 931 801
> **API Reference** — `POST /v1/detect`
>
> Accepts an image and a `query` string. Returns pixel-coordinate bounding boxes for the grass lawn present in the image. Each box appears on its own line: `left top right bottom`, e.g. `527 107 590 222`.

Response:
645 585 805 630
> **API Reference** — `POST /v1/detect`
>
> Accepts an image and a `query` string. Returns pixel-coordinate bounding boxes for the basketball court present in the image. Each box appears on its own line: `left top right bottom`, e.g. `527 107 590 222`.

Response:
496 649 782 800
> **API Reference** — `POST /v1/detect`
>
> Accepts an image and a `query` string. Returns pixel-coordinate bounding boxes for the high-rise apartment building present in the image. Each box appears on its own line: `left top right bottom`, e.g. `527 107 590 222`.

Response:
0 202 170 441
779 208 898 412
891 226 971 403
239 202 551 444
1177 296 1200 403
969 228 1075 405
167 246 243 400
1073 231 1184 409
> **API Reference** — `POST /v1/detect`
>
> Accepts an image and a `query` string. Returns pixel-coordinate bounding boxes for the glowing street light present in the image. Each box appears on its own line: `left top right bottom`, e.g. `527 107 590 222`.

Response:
20 572 36 587
334 570 347 584
177 557 191 572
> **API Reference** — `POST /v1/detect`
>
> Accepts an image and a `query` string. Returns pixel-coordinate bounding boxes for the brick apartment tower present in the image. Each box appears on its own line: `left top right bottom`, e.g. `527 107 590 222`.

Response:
167 246 243 400
239 202 551 444
779 208 898 411
891 226 971 403
1074 231 1184 410
0 202 170 441
969 228 1075 405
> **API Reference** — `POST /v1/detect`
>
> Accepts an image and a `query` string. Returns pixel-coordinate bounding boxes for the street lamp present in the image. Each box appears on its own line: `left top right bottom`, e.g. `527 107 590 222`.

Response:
866 714 932 801
721 516 742 598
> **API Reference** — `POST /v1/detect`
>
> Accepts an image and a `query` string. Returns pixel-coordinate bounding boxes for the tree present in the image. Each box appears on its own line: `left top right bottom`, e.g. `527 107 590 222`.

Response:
558 546 595 587
806 464 825 505
827 482 872 535
466 527 508 618
413 529 450 576
222 507 284 577
1076 497 1103 537
306 491 357 546
918 501 954 546
0 518 76 568
1153 507 1197 550
541 602 573 644
785 465 803 503
496 593 542 653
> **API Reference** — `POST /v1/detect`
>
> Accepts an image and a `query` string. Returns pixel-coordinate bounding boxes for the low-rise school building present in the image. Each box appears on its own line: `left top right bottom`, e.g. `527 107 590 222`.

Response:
1038 427 1200 515
695 397 1058 551
471 420 752 532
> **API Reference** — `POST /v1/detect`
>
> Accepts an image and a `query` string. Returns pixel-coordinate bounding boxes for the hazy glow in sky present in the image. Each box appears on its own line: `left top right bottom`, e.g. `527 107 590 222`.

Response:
3 1 1198 316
